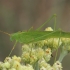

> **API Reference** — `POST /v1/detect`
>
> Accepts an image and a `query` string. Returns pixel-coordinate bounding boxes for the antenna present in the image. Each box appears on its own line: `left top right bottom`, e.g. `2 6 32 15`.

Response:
0 30 10 36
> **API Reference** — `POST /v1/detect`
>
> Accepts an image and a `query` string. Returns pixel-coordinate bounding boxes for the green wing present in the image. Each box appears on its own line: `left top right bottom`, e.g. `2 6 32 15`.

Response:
10 30 70 43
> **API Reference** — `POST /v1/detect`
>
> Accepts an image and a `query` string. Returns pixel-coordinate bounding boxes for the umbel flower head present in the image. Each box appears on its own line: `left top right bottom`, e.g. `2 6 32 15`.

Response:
0 56 34 70
21 44 52 64
38 58 62 70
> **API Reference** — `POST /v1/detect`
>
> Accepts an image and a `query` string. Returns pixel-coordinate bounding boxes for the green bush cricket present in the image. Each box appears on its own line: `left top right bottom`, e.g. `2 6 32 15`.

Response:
0 14 70 57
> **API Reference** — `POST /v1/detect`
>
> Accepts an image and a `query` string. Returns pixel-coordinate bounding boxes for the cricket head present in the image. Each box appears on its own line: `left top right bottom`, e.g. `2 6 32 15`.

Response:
10 32 19 42
10 31 27 43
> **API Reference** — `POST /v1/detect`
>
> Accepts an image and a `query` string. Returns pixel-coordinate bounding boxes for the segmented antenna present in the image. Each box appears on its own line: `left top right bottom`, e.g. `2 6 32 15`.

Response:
0 30 10 36
0 30 17 56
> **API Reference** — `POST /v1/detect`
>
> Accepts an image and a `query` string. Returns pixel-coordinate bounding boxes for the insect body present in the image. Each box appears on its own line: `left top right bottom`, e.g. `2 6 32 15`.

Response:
10 30 70 43
0 14 56 44
1 14 70 56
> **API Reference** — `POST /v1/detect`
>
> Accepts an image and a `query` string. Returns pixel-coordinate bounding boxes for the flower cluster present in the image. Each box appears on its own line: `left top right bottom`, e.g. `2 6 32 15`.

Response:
0 55 34 70
39 58 62 70
61 38 70 51
21 44 52 64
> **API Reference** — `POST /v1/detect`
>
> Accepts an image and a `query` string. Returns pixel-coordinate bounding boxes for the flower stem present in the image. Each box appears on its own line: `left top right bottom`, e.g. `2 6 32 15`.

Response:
58 49 68 62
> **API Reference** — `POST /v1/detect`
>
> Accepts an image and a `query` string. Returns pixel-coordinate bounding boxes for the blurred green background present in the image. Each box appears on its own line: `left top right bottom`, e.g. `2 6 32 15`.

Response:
0 0 70 70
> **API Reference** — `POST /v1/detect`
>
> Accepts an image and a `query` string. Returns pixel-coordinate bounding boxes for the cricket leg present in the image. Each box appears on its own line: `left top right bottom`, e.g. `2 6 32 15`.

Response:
36 14 57 30
8 41 17 56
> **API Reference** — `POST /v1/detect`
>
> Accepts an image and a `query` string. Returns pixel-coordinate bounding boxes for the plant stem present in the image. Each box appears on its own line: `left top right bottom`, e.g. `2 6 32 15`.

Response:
58 49 68 62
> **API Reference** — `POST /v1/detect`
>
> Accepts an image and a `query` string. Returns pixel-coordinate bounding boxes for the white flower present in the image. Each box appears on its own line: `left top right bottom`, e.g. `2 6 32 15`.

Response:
36 48 44 59
61 38 70 51
22 44 30 51
22 52 30 62
40 66 46 70
4 57 12 63
44 48 52 62
38 58 51 68
12 61 20 69
61 38 70 44
45 27 53 31
9 68 16 70
53 61 62 70
22 64 34 70
30 54 37 64
47 67 54 70
3 62 10 68
46 38 61 49
12 55 21 62
26 64 34 70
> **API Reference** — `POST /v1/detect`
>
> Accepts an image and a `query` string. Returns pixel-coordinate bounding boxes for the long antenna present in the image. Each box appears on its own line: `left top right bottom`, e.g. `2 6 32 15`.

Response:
0 30 10 36
0 30 17 56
